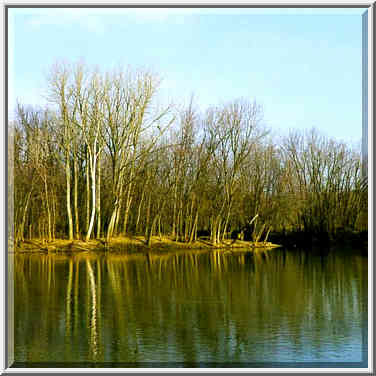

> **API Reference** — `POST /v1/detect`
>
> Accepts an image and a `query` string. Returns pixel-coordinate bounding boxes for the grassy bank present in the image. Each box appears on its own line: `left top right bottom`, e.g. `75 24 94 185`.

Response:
14 235 281 254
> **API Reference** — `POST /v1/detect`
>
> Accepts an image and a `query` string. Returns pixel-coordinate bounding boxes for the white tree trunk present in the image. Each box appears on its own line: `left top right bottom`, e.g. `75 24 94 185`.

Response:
66 149 74 240
85 150 97 242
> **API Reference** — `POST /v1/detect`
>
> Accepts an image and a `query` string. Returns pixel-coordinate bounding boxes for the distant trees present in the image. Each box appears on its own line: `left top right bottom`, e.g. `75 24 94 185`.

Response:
12 61 368 246
101 69 172 241
14 105 62 244
202 100 266 244
169 100 203 243
282 129 367 239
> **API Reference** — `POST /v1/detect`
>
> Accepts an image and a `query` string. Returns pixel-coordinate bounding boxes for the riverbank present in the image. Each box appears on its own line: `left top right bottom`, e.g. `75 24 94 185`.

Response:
268 229 368 252
14 235 281 253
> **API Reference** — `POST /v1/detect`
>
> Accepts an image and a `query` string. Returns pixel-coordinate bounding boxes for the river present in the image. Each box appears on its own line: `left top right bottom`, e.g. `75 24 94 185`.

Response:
13 247 367 367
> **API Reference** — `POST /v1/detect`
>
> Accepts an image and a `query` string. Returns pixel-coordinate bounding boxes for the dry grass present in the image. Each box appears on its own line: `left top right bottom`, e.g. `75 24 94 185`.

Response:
15 235 280 254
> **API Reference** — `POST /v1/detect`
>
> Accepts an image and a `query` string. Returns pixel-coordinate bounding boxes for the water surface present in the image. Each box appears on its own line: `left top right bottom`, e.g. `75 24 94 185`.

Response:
13 247 367 367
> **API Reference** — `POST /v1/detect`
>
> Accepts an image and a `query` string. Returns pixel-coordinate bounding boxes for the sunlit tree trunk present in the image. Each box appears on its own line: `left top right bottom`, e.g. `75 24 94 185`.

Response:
18 189 32 243
85 144 98 241
96 159 101 239
65 147 74 240
73 155 80 239
43 177 52 242
122 181 133 235
85 149 90 234
135 177 148 234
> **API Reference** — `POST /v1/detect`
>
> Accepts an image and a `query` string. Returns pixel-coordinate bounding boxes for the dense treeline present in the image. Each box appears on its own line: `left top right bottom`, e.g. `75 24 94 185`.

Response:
12 62 367 247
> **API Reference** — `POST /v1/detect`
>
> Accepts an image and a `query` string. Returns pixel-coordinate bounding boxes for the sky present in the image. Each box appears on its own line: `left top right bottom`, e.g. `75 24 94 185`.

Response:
8 7 366 145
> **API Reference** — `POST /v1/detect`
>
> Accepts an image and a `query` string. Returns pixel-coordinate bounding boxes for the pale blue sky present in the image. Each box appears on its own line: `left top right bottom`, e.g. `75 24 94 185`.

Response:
8 7 365 145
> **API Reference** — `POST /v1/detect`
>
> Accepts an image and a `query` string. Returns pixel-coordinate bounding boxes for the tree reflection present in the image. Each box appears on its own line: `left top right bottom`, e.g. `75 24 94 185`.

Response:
86 259 98 361
14 248 367 364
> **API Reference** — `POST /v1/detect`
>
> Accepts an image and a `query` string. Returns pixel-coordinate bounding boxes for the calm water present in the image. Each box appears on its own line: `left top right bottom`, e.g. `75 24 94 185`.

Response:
13 247 367 367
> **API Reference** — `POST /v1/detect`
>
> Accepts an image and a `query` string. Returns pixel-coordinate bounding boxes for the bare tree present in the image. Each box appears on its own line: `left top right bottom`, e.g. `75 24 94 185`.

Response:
47 62 75 240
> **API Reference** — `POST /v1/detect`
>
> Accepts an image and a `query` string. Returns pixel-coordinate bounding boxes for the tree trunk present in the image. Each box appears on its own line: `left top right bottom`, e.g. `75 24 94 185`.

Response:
254 223 266 243
184 202 190 242
52 190 56 240
113 197 122 236
210 216 217 245
135 172 149 234
106 195 120 241
122 168 134 234
106 206 117 241
222 205 231 241
86 149 90 234
189 210 198 244
144 193 151 239
147 215 159 247
135 188 145 234
85 151 97 242
216 217 222 245
158 215 162 241
263 226 272 244
38 220 41 240
19 189 32 243
73 155 80 239
113 179 125 236
122 184 133 235
172 184 177 237
179 200 183 242
66 150 74 240
96 160 101 239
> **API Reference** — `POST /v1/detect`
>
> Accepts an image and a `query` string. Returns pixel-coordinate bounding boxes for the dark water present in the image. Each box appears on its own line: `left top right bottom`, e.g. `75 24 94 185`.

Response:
13 247 367 367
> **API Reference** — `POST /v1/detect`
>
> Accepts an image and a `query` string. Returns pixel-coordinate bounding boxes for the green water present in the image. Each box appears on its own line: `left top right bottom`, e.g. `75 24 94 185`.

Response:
13 247 367 367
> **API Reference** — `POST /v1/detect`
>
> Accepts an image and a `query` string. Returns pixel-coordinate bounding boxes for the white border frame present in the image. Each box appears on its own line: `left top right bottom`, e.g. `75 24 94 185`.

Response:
2 1 373 374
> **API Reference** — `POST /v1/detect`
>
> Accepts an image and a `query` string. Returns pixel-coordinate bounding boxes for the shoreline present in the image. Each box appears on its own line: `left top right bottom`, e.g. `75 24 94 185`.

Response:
14 235 281 254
